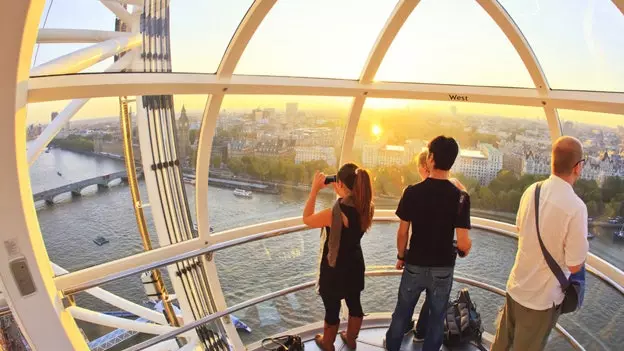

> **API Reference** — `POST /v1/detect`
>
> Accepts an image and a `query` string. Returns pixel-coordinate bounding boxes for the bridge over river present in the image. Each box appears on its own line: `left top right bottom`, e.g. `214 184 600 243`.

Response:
33 170 143 205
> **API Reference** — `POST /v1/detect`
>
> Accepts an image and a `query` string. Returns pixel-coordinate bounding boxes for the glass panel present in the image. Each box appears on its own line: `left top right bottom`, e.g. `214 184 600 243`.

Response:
170 0 254 73
375 0 533 87
27 95 207 271
71 263 219 351
32 0 254 75
354 98 549 223
499 0 624 92
206 95 351 230
32 44 114 74
560 109 624 270
39 0 115 30
235 0 398 79
361 223 622 350
216 230 324 344
234 290 323 345
216 230 321 306
558 273 624 350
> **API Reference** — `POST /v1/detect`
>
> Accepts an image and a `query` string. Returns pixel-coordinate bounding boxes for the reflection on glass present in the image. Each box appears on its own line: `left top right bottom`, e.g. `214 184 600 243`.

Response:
235 0 397 79
499 0 624 92
206 95 352 230
354 99 548 220
375 0 533 87
560 109 624 270
233 290 324 345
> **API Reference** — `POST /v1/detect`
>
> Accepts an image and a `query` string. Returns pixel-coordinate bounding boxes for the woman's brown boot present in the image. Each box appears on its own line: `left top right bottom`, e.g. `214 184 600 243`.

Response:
339 316 363 349
315 322 339 351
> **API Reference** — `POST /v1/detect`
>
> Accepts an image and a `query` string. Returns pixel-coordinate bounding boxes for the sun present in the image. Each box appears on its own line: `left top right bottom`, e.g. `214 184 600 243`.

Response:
372 124 382 137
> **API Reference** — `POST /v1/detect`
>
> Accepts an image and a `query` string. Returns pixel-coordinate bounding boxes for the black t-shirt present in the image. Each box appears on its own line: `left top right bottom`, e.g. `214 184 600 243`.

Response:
396 178 471 267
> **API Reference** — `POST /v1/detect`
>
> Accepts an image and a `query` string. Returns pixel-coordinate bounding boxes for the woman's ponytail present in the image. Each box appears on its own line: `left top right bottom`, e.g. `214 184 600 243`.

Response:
352 168 374 231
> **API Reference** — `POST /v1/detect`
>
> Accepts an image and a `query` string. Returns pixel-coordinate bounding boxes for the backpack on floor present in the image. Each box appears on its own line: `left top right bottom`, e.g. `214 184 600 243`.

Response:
261 335 304 351
443 288 486 350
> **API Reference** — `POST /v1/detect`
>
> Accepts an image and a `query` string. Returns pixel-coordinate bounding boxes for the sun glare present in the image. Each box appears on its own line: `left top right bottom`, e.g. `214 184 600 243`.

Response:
372 124 382 137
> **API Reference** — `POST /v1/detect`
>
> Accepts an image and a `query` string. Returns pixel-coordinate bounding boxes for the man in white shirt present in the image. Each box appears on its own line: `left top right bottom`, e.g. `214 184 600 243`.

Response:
491 136 589 351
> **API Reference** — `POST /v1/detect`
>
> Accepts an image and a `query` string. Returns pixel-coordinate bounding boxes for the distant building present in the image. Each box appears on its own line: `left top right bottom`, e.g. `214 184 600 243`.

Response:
502 153 523 175
522 151 550 175
94 134 141 162
286 102 298 127
227 140 254 158
263 108 276 122
362 144 405 167
177 105 190 164
295 146 336 166
254 139 296 158
452 143 503 185
404 139 427 164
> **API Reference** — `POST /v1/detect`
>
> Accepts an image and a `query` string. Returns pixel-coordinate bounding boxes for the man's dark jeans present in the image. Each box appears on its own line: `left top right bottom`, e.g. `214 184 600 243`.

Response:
385 264 453 351
415 295 430 339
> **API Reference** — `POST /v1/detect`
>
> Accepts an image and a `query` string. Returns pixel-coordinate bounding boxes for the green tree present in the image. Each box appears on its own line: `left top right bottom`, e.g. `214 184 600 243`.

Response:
453 173 480 192
602 177 623 203
211 155 222 168
586 201 599 218
478 187 496 209
189 129 198 145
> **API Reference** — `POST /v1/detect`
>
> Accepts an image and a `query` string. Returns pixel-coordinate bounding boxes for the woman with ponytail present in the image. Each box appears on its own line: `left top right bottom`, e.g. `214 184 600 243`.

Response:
303 163 374 350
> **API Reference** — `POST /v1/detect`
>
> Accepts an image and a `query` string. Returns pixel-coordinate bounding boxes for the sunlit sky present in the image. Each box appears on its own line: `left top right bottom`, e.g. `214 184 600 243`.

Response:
27 0 624 128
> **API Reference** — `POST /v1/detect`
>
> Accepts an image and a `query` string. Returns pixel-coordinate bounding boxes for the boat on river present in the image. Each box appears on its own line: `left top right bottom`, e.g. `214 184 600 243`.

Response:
93 236 109 246
233 188 253 199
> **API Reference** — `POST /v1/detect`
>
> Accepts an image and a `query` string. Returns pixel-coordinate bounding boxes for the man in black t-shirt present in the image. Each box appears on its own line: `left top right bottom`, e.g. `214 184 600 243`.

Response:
385 136 472 351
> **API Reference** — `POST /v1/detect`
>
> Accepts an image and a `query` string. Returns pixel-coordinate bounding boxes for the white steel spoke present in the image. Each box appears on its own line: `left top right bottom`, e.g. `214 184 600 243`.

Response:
37 28 133 44
27 51 136 166
30 33 141 76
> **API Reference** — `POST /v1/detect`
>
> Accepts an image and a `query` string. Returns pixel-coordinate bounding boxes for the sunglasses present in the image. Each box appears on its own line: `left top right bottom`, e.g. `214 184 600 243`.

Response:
574 158 586 167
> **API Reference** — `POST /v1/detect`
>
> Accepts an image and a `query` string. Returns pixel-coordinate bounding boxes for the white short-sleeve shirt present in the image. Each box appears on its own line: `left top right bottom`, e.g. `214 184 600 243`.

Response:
507 175 589 311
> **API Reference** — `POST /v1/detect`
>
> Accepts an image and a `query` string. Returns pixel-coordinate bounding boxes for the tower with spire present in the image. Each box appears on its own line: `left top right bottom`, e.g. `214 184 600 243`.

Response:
177 105 190 165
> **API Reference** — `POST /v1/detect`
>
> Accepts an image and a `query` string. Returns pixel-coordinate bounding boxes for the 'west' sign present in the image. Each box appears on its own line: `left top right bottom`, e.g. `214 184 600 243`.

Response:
449 94 468 101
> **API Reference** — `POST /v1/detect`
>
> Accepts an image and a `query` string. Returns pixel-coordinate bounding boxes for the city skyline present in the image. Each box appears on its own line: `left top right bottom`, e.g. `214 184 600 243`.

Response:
27 96 624 129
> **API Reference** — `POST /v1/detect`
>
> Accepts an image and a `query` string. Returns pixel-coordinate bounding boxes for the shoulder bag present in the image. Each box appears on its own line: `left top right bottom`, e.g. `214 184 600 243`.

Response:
535 182 585 314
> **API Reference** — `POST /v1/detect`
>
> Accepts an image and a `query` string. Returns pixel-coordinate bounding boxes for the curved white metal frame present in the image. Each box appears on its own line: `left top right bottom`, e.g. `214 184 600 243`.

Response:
0 0 89 349
194 2 278 349
2 0 624 350
341 0 419 164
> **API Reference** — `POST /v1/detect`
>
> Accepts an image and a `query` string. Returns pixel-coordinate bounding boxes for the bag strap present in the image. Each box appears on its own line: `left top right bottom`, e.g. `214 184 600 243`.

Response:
534 182 570 290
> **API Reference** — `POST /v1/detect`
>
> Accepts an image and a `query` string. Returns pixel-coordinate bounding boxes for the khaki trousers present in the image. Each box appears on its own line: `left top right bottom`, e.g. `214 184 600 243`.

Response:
491 294 561 351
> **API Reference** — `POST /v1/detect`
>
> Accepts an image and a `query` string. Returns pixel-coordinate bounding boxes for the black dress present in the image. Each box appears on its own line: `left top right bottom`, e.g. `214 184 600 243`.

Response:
318 202 366 298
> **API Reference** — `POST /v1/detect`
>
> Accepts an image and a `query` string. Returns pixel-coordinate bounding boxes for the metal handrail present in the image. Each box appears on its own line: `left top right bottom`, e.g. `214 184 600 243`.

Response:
60 216 624 297
61 224 307 296
124 271 585 351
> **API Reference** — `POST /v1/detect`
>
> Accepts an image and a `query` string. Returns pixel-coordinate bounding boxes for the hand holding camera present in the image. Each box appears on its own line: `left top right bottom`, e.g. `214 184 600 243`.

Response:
324 175 337 185
311 172 330 193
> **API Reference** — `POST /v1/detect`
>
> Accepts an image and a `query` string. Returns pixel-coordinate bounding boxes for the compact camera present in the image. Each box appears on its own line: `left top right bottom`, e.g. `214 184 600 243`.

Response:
324 175 337 185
